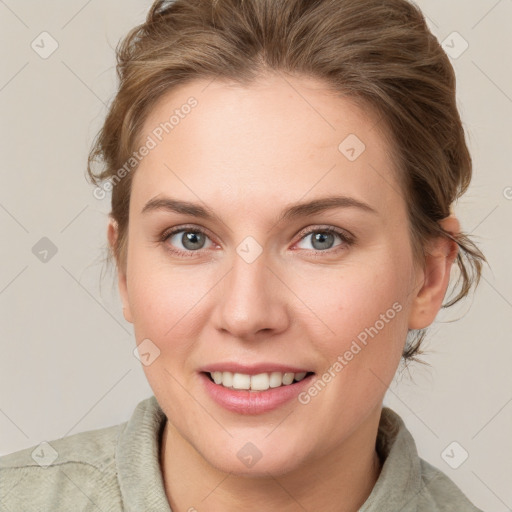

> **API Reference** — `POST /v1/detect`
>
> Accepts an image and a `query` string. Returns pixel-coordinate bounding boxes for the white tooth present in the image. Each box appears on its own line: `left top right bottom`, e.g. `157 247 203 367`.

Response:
250 373 270 391
222 371 233 387
282 372 295 385
215 370 308 390
269 372 283 388
232 373 251 390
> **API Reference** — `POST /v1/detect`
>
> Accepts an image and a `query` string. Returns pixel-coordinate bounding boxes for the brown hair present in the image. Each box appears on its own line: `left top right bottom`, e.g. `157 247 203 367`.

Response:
87 0 485 361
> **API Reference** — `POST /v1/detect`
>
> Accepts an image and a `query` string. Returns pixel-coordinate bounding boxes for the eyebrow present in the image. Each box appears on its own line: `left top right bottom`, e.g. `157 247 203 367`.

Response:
141 195 377 223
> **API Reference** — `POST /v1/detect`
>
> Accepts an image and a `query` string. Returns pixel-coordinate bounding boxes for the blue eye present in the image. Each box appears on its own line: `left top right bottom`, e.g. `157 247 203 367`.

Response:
159 225 354 258
161 227 214 256
295 227 353 253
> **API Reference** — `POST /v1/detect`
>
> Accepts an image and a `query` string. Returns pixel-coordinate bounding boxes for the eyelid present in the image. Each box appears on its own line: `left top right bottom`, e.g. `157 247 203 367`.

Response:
160 223 216 242
294 224 355 244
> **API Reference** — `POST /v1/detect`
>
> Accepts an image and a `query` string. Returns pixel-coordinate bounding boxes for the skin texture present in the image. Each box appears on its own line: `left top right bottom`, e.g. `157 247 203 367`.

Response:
108 72 459 512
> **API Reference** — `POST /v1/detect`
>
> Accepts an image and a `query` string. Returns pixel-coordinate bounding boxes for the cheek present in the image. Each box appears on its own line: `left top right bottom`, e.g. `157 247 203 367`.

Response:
291 256 412 424
126 259 214 398
125 245 211 351
296 253 412 356
126 223 414 368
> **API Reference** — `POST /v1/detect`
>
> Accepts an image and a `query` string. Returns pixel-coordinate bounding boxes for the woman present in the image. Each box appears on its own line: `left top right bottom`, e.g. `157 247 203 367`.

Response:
0 0 486 510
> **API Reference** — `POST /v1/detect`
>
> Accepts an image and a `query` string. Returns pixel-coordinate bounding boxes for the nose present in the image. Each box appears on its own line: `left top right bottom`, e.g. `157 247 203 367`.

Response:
212 251 290 341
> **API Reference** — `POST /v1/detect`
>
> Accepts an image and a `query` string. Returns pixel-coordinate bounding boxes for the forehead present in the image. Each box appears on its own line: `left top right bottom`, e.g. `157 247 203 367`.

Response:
131 74 404 221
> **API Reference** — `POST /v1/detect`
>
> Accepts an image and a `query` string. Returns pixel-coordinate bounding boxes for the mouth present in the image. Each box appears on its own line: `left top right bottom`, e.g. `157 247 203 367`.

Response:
203 370 315 392
199 363 316 414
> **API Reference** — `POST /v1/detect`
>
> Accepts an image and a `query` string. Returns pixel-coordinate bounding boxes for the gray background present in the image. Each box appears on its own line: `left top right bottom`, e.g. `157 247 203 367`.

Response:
1 1 511 510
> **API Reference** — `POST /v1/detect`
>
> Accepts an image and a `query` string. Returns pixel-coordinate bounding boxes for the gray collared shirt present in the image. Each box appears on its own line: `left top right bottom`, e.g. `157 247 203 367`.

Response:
0 395 483 511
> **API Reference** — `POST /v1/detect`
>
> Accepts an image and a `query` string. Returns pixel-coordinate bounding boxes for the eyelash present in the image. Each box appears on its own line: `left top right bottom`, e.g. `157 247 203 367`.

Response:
159 224 355 258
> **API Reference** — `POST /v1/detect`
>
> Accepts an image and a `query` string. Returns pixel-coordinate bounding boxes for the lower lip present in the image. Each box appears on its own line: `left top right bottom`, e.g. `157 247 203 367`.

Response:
200 372 315 415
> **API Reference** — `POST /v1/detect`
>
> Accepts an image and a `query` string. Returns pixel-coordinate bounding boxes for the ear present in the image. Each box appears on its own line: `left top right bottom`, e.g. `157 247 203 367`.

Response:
408 216 460 330
107 218 133 324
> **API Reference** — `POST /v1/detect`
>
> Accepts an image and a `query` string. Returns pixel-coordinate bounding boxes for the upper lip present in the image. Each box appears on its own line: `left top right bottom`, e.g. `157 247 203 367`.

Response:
200 363 313 375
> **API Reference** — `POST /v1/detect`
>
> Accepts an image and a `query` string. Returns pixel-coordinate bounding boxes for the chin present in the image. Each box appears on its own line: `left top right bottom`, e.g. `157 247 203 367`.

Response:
205 445 306 477
191 430 311 478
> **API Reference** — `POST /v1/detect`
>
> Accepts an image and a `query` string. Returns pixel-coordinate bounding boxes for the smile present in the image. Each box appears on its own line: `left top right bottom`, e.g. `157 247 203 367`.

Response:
200 363 316 414
207 371 313 391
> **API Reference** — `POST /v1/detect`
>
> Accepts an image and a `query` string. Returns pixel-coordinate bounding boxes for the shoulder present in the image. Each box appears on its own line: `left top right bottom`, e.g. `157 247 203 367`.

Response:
0 422 123 470
416 457 484 512
366 407 485 512
0 420 126 510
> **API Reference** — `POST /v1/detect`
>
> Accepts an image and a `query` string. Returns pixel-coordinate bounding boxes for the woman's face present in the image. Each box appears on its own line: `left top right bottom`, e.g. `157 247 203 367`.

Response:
114 73 427 475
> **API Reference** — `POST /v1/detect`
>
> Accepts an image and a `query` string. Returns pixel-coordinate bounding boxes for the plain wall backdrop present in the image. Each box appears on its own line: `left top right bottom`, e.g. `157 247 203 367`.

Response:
1 1 511 510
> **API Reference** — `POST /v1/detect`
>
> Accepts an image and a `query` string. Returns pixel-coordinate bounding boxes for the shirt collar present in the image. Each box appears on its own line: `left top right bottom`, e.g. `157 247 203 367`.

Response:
116 395 171 512
359 406 422 512
116 397 422 511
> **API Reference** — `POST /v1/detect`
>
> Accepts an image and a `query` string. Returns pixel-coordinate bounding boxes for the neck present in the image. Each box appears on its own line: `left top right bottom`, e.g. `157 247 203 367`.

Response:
160 408 383 512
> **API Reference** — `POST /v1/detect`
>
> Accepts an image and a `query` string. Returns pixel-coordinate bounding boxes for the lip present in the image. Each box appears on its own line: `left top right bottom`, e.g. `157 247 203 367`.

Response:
199 371 315 415
199 362 312 375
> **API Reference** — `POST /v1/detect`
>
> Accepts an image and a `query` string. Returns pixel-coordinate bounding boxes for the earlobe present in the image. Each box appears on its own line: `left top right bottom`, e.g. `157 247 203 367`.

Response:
408 216 460 330
107 218 133 324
